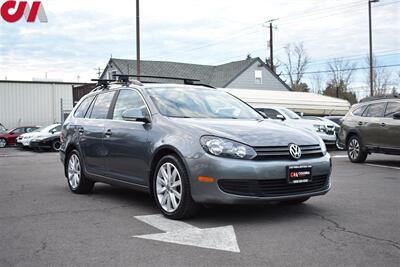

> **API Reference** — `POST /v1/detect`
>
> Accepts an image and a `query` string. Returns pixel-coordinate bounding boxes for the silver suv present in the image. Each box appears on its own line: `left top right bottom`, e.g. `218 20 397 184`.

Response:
60 80 332 219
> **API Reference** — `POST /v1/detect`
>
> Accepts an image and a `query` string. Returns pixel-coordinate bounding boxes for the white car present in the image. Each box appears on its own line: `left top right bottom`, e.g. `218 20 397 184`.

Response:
17 124 61 148
256 107 337 145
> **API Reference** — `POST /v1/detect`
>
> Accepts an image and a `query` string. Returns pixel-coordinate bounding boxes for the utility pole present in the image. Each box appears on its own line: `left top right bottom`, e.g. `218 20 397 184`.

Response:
264 19 278 72
369 0 379 96
94 67 103 78
136 0 141 80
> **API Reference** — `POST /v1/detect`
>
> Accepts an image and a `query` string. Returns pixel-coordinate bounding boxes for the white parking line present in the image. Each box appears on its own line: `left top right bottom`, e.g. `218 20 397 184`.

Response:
364 163 400 170
332 155 348 158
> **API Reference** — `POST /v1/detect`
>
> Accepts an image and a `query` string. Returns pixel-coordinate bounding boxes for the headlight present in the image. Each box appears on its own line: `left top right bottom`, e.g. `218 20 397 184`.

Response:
313 124 327 133
200 136 256 160
319 137 327 156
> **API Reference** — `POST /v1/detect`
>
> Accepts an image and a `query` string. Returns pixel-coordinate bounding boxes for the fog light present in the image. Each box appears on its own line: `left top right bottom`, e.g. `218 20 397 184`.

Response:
197 176 215 183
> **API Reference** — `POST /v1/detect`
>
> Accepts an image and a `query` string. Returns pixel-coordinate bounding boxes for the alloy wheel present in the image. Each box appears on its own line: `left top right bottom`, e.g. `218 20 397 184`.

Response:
156 162 182 213
0 139 6 148
68 154 81 189
52 141 61 151
348 138 360 160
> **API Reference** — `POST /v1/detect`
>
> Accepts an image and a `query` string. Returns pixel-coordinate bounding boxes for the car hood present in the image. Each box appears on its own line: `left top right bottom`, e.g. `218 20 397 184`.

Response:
170 118 320 147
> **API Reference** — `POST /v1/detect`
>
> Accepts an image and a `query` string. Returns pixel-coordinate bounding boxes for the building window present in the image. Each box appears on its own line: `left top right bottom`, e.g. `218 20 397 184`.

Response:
255 70 262 84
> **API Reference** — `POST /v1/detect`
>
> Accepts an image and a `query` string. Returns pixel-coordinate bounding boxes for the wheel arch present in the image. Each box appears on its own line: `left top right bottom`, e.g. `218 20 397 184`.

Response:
148 145 189 198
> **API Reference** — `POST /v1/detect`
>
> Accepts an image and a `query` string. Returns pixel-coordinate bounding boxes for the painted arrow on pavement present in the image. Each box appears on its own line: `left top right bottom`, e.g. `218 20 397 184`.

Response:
133 214 240 253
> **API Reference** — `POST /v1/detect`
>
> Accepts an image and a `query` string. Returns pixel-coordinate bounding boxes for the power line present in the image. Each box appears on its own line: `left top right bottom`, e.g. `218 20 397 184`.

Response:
280 63 400 76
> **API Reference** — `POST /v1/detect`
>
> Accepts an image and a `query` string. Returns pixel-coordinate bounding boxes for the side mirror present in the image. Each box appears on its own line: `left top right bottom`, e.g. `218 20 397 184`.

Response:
51 130 56 134
276 114 286 121
122 108 151 123
393 112 400 120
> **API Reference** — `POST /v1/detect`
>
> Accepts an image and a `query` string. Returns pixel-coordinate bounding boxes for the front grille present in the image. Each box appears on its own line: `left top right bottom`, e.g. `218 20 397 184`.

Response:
218 175 329 197
253 144 323 161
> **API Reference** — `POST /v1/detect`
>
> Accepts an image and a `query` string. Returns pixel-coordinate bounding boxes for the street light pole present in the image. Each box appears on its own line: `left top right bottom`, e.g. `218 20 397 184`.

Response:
136 0 140 80
369 0 379 97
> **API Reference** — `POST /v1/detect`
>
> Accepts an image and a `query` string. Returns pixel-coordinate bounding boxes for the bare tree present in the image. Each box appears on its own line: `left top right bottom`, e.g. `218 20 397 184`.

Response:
327 58 356 89
366 55 392 95
311 73 325 94
282 42 310 91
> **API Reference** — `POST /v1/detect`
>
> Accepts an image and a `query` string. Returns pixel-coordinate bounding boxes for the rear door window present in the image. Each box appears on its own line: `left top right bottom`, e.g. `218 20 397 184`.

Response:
74 96 95 118
363 102 386 117
89 91 116 119
112 89 149 120
385 102 400 118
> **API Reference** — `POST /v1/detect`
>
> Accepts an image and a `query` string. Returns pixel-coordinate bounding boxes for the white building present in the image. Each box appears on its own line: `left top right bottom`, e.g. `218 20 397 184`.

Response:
222 88 351 116
0 80 84 129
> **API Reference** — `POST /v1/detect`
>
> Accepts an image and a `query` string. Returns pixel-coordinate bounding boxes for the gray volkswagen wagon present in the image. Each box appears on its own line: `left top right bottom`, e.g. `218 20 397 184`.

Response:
60 81 332 219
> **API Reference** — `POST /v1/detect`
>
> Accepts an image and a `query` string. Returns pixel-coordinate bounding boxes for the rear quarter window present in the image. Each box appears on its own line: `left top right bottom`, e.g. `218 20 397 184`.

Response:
352 105 367 116
74 96 95 118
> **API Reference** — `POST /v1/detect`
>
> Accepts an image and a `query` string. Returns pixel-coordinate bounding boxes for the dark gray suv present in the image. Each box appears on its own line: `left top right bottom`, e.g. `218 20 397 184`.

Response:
60 81 332 219
338 97 400 163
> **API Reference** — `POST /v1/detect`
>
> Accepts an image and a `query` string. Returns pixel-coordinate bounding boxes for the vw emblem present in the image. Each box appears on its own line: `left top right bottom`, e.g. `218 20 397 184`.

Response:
289 144 302 160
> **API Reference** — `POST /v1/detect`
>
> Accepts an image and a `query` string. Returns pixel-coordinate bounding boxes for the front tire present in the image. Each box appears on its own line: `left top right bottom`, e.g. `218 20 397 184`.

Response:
0 138 6 148
347 135 368 163
66 150 94 194
153 155 199 219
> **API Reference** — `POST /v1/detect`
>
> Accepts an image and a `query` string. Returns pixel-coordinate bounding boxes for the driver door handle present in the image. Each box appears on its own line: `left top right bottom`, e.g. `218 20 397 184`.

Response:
357 121 363 126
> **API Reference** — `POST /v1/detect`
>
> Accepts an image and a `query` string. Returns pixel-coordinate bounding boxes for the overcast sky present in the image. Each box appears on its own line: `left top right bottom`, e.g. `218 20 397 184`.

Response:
0 0 399 94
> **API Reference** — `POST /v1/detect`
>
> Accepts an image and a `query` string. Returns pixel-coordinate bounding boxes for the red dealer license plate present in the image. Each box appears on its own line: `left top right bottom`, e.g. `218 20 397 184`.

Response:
287 165 312 184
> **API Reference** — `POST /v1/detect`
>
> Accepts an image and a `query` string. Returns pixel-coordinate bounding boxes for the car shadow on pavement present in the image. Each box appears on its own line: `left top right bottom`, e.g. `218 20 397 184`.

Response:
86 183 328 224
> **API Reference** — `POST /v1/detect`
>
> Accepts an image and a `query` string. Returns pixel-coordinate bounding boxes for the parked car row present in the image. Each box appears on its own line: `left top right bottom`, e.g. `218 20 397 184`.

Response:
255 107 341 148
0 126 40 148
0 123 62 151
17 124 62 151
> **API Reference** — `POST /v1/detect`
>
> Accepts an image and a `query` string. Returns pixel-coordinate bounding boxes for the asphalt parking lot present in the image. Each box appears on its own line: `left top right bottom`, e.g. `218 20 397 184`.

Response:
0 147 399 267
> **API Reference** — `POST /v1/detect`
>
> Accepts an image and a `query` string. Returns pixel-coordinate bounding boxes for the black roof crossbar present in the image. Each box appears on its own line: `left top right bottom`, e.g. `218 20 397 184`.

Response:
114 74 200 84
91 79 115 86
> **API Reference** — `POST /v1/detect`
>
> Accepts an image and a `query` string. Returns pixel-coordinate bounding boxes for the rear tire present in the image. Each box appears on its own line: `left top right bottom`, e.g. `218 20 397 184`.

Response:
153 154 199 220
347 135 368 163
0 138 6 148
281 197 310 205
66 150 94 194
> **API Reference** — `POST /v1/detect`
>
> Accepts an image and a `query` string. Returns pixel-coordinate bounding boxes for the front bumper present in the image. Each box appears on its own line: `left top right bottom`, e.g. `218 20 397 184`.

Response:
186 153 331 204
30 140 52 149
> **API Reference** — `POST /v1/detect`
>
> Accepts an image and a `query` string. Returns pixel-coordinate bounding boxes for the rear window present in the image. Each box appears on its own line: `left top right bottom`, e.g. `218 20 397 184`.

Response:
89 91 116 119
363 102 386 118
258 108 282 119
74 96 95 118
385 102 400 117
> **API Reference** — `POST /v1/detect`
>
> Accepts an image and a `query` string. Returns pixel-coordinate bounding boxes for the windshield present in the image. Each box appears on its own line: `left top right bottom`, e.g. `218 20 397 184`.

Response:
147 87 263 120
280 108 301 119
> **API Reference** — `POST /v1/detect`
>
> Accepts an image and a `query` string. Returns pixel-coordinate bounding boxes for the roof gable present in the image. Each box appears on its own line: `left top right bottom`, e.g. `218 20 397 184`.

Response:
103 57 288 89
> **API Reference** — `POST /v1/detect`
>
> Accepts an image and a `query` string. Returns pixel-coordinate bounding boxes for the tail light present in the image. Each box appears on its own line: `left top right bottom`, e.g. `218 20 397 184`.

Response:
60 132 65 143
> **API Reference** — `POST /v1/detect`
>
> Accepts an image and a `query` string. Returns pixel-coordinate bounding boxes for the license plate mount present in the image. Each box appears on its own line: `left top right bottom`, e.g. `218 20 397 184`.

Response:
287 165 312 184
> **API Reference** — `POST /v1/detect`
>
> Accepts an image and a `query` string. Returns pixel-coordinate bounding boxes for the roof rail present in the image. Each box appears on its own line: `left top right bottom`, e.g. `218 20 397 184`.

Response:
360 94 399 103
